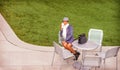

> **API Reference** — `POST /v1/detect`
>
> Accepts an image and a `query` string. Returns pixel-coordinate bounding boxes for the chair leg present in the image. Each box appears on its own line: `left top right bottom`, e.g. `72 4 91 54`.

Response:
51 51 55 66
95 67 99 70
100 46 102 52
59 58 63 70
95 67 96 70
116 57 118 70
103 59 105 70
72 59 82 70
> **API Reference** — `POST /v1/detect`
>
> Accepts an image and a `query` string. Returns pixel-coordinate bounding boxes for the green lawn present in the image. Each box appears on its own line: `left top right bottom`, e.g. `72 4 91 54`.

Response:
0 0 120 46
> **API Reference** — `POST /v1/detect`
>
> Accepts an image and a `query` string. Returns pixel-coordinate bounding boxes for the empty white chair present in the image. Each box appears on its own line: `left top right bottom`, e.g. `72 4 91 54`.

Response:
97 47 120 70
82 56 102 70
88 29 103 52
51 41 74 67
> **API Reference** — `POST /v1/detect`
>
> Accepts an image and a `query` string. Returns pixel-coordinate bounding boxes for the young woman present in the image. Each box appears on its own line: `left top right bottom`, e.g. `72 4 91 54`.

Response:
60 17 80 60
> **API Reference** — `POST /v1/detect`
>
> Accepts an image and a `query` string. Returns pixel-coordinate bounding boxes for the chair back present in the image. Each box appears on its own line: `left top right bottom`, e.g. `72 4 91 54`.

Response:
53 41 74 59
105 47 120 58
58 31 62 44
53 41 63 57
88 29 103 52
88 29 103 45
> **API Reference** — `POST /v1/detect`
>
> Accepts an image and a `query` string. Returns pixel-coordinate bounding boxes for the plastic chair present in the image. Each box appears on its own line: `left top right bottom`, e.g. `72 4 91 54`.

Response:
51 42 74 67
88 29 103 52
97 47 120 70
82 56 102 70
58 31 62 44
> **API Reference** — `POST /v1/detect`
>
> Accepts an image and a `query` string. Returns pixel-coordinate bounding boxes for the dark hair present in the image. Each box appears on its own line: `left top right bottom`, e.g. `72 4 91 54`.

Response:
62 20 69 22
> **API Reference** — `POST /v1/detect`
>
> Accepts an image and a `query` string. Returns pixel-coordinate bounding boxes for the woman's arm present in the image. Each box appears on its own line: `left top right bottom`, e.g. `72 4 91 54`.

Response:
66 26 73 42
60 23 62 30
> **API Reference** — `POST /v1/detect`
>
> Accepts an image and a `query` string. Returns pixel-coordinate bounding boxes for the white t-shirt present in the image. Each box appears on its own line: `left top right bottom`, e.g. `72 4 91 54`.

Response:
61 23 69 40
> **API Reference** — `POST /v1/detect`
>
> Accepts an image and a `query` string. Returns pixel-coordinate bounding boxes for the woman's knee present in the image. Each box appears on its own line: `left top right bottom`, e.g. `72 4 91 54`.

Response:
65 44 72 49
62 41 67 45
62 42 67 48
67 43 72 47
62 43 66 47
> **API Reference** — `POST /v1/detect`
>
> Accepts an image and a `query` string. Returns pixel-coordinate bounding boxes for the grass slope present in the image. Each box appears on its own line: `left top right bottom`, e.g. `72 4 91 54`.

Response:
0 0 120 46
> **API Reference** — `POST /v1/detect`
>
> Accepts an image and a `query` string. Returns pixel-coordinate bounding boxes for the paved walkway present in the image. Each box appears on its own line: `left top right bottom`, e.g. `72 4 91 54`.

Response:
0 13 120 70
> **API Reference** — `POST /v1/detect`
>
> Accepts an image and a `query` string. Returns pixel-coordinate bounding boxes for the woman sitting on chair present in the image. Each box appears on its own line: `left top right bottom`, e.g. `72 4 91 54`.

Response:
60 17 80 60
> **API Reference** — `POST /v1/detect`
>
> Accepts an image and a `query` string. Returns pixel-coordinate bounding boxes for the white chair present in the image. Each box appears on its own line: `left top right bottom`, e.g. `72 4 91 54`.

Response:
82 56 102 70
88 29 103 52
51 42 74 67
58 31 62 44
97 47 120 70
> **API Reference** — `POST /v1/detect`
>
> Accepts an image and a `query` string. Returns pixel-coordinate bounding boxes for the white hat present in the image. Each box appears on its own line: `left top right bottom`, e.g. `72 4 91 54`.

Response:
63 17 69 21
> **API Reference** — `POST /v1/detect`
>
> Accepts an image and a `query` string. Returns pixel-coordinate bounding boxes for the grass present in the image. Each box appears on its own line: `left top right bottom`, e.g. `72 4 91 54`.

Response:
0 0 120 46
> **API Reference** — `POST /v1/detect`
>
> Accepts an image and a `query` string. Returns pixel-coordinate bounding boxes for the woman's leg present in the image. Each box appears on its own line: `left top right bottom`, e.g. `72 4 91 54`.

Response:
67 43 76 54
62 41 67 48
62 42 73 52
62 41 80 60
62 42 76 54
